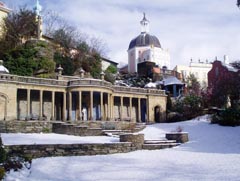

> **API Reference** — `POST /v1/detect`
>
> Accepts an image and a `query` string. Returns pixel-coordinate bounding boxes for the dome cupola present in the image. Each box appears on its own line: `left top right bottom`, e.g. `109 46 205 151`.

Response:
128 13 161 50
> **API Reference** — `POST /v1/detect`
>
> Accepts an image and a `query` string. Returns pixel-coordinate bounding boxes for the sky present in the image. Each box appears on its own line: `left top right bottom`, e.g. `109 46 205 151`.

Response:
3 0 240 68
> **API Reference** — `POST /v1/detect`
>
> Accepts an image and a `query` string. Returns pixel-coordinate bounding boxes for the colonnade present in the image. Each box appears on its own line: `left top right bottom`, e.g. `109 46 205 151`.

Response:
17 89 147 122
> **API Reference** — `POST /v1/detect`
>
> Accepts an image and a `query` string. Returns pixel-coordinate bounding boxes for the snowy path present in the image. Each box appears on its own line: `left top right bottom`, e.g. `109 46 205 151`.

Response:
5 115 240 181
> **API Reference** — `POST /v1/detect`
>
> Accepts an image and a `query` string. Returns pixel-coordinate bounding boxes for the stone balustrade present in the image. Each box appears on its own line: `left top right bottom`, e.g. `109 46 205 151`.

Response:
0 73 166 95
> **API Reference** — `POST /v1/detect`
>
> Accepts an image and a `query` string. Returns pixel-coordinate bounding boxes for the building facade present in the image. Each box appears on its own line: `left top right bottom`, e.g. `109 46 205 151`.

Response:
208 59 240 94
0 2 11 35
0 71 167 123
174 59 212 87
128 13 170 73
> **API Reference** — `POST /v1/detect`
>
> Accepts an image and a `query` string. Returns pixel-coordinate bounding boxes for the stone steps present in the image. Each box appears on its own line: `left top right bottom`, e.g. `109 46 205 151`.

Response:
144 140 177 144
142 139 180 150
142 142 180 150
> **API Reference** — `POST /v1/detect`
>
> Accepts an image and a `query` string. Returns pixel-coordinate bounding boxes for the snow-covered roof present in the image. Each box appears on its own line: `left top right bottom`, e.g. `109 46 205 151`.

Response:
222 62 238 72
162 76 184 86
144 82 157 88
0 65 9 73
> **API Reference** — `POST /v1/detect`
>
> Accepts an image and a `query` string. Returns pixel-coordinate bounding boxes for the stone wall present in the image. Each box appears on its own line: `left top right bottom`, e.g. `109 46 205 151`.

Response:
4 142 137 159
0 121 52 133
120 134 144 149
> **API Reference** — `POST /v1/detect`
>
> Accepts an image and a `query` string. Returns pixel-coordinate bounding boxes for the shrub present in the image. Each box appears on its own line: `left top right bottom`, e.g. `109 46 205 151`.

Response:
0 167 5 180
0 146 6 163
172 94 203 120
211 108 240 126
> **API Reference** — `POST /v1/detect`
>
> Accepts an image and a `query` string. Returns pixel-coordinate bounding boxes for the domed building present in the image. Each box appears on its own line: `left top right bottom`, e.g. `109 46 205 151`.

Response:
128 13 170 73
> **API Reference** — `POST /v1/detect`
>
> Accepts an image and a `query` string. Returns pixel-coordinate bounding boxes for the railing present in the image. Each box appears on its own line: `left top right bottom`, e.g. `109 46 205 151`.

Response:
0 73 68 86
69 79 112 87
114 86 165 95
0 73 166 95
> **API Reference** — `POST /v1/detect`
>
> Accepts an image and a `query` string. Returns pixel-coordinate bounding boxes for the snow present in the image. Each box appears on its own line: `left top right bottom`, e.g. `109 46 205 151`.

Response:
1 133 119 145
4 115 240 181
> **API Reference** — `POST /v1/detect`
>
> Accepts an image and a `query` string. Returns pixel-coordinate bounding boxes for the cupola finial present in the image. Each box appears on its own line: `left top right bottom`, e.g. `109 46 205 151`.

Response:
140 12 149 33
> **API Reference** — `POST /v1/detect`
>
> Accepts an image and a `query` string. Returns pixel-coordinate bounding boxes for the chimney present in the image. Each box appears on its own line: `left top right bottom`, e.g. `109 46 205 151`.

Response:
223 55 229 64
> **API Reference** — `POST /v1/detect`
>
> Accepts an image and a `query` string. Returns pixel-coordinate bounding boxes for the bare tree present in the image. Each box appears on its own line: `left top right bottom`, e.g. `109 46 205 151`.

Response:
1 7 37 49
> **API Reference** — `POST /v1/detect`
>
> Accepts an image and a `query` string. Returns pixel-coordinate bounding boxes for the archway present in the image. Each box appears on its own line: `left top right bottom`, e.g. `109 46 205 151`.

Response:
154 106 161 123
0 93 9 121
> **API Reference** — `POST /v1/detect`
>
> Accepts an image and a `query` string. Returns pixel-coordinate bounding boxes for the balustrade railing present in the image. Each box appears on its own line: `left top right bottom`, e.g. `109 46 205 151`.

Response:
0 73 165 95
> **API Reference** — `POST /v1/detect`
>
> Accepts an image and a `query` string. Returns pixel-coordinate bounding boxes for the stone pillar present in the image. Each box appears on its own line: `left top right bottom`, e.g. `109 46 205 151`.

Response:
39 90 43 120
112 95 114 120
27 89 31 120
90 91 93 120
63 92 66 121
146 98 149 123
79 91 82 120
173 85 177 97
129 97 132 122
68 91 72 121
100 92 104 120
138 98 141 122
51 91 55 120
108 94 111 120
4 97 7 121
120 96 123 121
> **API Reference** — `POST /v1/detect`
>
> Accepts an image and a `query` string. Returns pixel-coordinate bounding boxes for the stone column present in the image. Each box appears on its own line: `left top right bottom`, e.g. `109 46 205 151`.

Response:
138 98 141 122
51 91 55 120
108 94 111 120
27 89 31 120
39 90 43 120
79 91 82 120
4 97 7 121
90 91 93 120
111 95 114 120
68 91 72 121
100 92 104 120
129 97 132 122
63 92 66 121
120 96 123 121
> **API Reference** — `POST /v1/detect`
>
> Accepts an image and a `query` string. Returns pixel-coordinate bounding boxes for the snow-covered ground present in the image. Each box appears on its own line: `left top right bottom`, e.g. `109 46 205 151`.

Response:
4 115 240 181
1 133 119 145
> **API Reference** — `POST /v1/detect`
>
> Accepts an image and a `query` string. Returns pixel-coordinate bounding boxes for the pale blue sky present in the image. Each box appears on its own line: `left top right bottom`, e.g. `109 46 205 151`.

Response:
3 0 240 68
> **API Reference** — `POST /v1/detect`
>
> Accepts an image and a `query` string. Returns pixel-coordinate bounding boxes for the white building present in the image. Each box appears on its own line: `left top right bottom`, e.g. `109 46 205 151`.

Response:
174 59 213 87
127 13 170 73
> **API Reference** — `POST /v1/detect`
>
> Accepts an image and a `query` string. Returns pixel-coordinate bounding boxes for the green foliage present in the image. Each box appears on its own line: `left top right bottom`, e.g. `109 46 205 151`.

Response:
0 146 6 163
54 52 75 75
173 94 203 120
81 54 102 78
104 64 117 83
3 41 55 77
211 108 240 126
104 72 115 84
186 73 201 95
0 167 5 180
105 64 117 74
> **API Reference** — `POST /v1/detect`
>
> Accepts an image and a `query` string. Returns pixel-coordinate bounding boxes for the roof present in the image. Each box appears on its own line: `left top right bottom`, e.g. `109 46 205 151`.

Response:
144 82 157 88
101 57 118 66
0 2 11 13
157 76 184 86
221 62 238 72
0 65 9 74
128 33 161 50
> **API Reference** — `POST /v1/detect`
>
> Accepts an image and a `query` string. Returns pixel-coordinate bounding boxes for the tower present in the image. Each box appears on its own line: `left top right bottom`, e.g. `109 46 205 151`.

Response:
127 13 170 73
33 0 43 40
